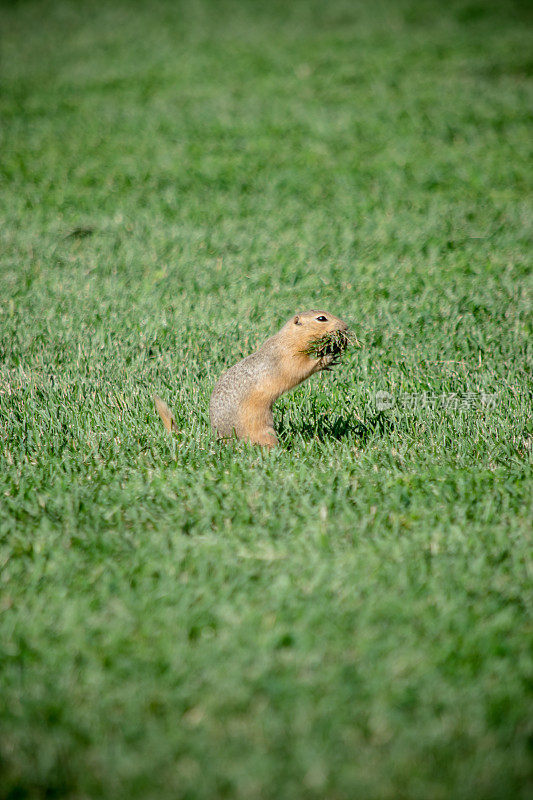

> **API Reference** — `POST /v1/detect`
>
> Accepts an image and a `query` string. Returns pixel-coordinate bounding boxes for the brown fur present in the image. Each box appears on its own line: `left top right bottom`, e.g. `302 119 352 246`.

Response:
154 395 179 433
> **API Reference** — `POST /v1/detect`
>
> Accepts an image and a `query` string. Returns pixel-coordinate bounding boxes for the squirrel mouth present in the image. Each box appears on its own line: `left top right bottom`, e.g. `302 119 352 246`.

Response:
302 329 358 365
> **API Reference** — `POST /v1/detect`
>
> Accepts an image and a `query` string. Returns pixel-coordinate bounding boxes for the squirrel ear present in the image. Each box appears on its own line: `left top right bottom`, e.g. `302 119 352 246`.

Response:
293 315 302 325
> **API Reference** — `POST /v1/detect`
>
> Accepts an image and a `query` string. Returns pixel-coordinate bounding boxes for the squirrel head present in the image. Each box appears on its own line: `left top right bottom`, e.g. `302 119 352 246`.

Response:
286 309 348 337
280 310 351 372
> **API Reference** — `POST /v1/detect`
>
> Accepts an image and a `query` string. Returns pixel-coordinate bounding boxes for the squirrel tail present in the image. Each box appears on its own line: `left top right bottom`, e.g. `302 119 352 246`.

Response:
154 395 179 433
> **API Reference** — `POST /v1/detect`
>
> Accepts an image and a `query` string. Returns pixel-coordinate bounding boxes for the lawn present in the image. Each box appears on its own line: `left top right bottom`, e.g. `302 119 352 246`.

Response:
0 0 532 797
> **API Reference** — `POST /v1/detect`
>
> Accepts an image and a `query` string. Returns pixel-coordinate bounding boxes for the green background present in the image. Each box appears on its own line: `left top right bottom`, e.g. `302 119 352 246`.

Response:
1 0 532 797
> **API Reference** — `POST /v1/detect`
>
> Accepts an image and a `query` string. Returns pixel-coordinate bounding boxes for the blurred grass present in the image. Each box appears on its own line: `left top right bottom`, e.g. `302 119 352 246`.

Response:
0 0 532 798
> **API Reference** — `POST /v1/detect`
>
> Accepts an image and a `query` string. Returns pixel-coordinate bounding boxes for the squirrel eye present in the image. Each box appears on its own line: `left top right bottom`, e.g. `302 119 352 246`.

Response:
316 315 328 322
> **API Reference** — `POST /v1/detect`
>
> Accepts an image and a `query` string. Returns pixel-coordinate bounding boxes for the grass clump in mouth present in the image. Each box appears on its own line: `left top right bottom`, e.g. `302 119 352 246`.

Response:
302 329 359 366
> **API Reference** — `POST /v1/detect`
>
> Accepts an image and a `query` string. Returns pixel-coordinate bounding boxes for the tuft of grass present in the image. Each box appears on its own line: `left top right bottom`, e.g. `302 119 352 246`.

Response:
0 0 532 799
301 329 355 368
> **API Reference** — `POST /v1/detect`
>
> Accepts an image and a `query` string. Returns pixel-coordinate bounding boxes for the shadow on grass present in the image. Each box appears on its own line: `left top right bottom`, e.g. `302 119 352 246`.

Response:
279 411 393 448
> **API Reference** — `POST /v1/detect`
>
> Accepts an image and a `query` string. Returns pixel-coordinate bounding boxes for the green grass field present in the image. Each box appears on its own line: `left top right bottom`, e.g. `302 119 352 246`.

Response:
1 0 532 797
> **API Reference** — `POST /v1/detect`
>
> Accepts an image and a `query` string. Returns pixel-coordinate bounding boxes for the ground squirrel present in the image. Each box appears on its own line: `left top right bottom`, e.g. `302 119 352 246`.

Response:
154 310 349 447
210 309 350 447
155 310 349 448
